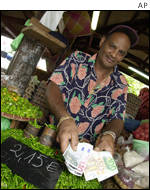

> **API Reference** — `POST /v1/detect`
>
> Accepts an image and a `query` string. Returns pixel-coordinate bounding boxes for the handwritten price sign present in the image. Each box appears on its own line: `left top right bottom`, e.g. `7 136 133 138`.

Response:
1 137 63 189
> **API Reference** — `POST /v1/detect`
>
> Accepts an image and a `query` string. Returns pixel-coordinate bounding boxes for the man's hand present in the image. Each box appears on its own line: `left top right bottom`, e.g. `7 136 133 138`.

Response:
94 134 115 156
56 118 79 153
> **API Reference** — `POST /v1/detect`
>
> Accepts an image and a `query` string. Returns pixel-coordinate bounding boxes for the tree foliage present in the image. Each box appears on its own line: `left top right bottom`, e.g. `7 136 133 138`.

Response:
122 72 149 96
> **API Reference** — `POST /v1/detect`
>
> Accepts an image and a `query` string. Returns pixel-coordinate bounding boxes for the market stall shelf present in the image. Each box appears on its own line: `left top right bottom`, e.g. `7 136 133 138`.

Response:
1 112 42 122
1 87 43 123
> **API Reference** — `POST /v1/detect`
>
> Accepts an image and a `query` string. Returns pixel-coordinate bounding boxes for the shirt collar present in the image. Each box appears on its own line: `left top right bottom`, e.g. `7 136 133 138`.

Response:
88 54 126 88
111 65 127 88
88 53 97 63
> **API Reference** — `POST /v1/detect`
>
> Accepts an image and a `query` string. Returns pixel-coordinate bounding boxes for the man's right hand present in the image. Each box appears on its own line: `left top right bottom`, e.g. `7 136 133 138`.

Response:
56 118 79 153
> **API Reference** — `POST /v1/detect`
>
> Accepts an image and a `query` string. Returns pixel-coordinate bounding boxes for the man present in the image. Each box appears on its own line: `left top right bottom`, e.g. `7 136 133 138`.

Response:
46 25 139 155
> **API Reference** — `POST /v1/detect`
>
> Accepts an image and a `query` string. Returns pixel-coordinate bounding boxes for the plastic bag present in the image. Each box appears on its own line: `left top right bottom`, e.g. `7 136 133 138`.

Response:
40 11 65 31
133 139 149 160
115 136 149 189
117 134 133 145
135 176 149 188
117 167 146 189
11 33 24 51
123 150 145 168
10 19 31 51
132 161 149 177
1 117 11 131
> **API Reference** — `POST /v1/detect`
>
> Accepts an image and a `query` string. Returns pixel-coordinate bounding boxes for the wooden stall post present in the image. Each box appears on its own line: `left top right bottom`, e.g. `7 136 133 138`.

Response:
6 17 66 96
6 36 45 96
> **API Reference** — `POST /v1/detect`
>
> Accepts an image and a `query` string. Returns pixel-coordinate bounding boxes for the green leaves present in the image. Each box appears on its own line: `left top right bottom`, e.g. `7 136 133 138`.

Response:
44 123 57 130
28 120 41 129
1 87 43 119
123 72 147 96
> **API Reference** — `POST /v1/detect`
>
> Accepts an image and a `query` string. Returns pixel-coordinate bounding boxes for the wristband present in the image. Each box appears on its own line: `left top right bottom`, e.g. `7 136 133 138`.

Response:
57 116 74 129
102 130 116 141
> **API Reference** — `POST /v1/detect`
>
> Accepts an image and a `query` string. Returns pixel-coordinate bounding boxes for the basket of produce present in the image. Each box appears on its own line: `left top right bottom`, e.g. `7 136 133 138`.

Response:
126 93 141 119
1 87 43 121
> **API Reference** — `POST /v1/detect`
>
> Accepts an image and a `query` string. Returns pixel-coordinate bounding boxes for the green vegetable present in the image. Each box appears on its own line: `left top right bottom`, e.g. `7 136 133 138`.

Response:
1 87 43 119
1 117 11 131
45 123 57 130
28 119 41 129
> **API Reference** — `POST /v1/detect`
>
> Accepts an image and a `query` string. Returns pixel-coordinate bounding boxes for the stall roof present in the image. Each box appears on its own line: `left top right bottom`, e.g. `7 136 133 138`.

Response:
1 11 149 85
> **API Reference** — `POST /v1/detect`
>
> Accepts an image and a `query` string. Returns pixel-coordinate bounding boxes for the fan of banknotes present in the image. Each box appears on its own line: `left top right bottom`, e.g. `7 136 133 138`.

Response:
63 142 118 182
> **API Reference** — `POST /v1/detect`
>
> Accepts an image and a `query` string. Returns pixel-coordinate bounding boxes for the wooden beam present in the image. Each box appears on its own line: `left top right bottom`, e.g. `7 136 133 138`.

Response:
33 11 46 20
98 18 149 34
122 59 149 75
133 45 149 54
126 52 149 69
1 15 26 25
1 21 16 38
144 55 149 62
130 11 139 23
1 28 13 39
22 24 66 54
118 65 149 85
30 17 50 33
22 11 35 19
103 11 112 27
122 59 139 68
140 31 149 36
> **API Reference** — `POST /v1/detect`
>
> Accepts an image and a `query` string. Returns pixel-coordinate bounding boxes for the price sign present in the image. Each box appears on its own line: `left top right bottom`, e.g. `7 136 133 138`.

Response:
1 137 64 189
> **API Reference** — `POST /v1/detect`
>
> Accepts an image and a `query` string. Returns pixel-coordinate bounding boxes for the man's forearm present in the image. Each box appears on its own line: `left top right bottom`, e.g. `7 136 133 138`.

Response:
101 119 124 139
46 81 69 121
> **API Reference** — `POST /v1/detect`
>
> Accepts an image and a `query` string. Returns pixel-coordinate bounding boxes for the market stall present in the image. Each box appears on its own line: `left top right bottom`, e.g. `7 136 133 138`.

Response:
1 84 149 189
1 11 149 190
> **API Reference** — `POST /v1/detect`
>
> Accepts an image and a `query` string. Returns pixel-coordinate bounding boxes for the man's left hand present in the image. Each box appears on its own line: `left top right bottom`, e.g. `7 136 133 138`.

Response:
94 134 115 156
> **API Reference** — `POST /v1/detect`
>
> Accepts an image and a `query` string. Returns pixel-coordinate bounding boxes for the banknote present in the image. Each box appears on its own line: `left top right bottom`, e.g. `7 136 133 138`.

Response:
96 151 118 182
64 142 93 174
63 142 93 175
83 154 99 181
63 143 118 181
65 161 83 176
84 151 118 182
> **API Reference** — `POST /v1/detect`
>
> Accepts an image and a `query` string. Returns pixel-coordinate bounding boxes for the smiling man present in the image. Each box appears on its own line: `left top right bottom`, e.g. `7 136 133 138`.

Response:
46 25 139 156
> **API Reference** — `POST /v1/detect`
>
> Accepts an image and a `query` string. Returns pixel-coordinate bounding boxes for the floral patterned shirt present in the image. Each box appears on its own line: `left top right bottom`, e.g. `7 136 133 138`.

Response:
48 51 128 145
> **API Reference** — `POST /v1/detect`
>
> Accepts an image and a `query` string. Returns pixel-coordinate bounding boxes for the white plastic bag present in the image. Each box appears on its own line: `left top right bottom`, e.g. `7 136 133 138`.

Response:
117 134 133 145
132 161 149 177
40 11 65 31
135 176 149 188
123 150 145 168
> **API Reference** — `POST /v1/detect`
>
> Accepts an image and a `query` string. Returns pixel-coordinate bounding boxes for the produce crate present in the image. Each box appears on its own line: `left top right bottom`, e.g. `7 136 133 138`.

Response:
126 93 141 119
